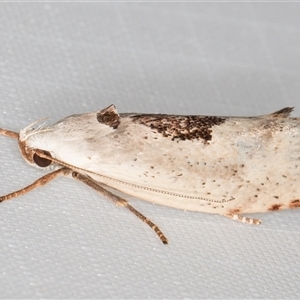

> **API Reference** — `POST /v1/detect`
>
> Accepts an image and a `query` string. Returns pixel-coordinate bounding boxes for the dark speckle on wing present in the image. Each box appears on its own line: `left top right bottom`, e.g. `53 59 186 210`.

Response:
131 114 226 142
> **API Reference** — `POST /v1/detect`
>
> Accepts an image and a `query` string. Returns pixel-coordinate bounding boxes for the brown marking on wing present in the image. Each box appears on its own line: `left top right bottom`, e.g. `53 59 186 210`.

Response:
289 199 300 209
228 209 241 214
97 104 120 129
268 204 282 211
131 114 226 142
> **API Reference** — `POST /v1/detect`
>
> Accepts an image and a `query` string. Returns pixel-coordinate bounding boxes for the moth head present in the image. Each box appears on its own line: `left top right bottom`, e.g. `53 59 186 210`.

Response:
18 139 53 169
18 120 54 169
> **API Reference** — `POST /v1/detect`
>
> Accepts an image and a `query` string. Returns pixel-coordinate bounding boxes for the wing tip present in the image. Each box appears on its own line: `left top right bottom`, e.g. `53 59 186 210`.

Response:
271 107 294 118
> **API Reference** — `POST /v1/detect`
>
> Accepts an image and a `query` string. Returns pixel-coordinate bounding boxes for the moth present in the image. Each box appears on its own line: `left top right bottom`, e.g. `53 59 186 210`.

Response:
0 105 299 244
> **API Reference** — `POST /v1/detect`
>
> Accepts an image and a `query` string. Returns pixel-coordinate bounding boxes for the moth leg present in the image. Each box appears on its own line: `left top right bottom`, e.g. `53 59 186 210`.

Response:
223 213 261 225
72 172 168 245
0 168 71 202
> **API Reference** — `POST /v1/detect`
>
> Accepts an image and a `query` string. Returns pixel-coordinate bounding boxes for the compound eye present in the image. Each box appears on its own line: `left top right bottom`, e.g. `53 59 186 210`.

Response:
33 151 52 168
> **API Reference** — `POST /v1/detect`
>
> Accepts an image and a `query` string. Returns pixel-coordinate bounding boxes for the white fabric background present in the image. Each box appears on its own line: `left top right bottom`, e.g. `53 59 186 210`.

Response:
0 3 299 299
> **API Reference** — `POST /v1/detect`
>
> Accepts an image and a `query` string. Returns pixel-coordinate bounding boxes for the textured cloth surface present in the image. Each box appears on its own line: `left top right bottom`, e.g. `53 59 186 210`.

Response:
0 3 300 299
